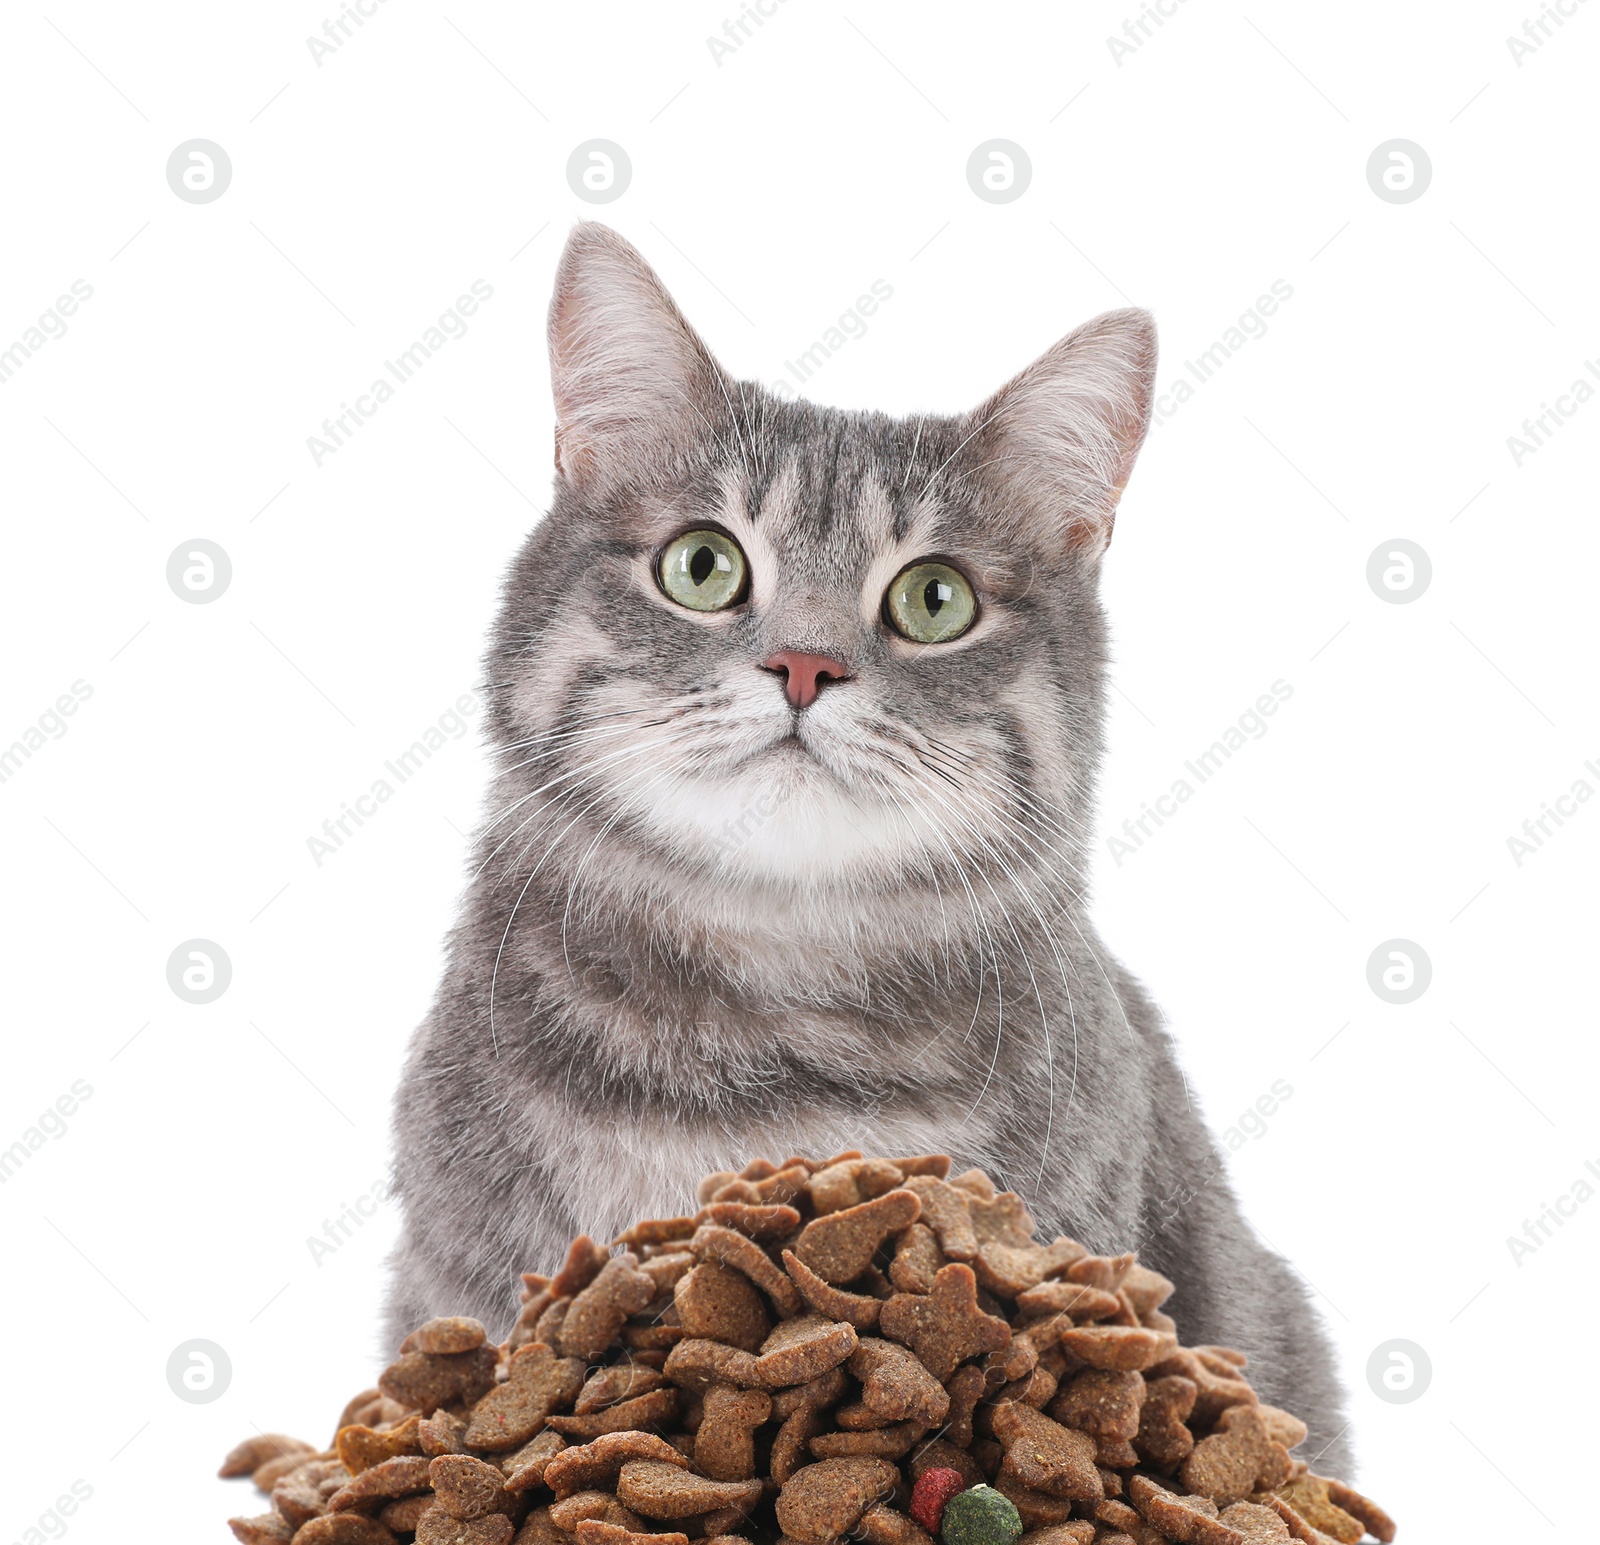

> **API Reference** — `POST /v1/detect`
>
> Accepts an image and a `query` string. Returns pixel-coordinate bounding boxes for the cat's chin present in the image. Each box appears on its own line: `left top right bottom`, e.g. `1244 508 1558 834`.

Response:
638 753 907 885
754 735 818 766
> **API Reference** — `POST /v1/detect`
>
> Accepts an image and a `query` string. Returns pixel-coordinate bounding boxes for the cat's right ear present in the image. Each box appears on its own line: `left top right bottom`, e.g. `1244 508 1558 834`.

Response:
547 222 728 494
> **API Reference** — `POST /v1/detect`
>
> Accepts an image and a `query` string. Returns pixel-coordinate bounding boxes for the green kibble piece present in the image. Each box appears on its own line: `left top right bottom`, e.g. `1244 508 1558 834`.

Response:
939 1485 1023 1545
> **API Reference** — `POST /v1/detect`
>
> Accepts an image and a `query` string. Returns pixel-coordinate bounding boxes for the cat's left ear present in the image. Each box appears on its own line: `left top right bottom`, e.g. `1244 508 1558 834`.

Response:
965 308 1156 559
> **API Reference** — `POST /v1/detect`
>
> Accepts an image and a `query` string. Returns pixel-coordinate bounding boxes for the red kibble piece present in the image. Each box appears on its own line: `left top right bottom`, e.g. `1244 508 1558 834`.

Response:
910 1467 965 1534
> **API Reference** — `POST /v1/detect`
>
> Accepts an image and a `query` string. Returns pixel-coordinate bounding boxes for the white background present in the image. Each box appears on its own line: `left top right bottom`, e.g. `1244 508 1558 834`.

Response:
2 2 1595 1539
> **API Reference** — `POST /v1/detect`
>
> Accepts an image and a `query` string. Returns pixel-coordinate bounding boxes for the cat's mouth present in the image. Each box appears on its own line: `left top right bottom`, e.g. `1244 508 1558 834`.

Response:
746 726 840 780
762 730 821 765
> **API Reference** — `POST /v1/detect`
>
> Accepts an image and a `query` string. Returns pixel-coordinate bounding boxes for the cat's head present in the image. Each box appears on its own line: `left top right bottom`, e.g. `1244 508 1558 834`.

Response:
486 223 1154 896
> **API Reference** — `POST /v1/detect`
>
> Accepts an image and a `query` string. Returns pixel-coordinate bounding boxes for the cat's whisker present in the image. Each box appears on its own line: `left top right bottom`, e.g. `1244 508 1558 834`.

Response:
489 691 723 767
479 692 731 829
889 781 1013 1121
486 736 702 1054
943 773 1139 1057
475 731 680 871
484 715 686 812
925 771 1143 1164
888 726 1096 856
905 767 1084 1180
912 405 1005 506
898 417 925 496
735 377 768 485
897 739 1111 937
558 760 689 979
875 785 982 1034
491 704 660 759
926 756 1091 862
481 729 709 938
916 755 962 792
710 368 756 485
494 717 711 891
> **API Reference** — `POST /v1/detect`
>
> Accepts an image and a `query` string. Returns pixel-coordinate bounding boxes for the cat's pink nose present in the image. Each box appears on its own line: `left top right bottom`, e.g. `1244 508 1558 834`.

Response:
761 650 852 709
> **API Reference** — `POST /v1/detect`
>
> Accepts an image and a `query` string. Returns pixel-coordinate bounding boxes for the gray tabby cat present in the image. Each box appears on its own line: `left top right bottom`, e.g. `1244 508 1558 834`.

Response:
386 222 1350 1471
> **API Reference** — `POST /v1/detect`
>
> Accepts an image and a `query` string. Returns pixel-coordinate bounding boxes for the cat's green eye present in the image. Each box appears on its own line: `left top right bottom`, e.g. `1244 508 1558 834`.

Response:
885 561 977 644
658 529 748 612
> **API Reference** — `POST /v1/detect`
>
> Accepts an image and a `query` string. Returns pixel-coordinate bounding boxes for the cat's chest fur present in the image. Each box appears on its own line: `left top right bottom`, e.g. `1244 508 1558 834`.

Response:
397 908 1154 1283
518 1097 968 1247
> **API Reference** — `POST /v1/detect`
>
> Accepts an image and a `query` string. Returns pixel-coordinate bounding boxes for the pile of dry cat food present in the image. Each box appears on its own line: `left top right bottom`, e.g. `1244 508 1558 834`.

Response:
222 1152 1395 1545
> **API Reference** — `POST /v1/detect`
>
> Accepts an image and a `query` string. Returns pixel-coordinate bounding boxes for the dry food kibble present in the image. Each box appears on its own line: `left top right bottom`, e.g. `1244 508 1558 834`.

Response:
428 1454 512 1520
793 1190 922 1284
1127 1482 1228 1544
465 1342 585 1450
694 1385 770 1480
549 1491 647 1532
856 1499 936 1545
890 1223 946 1294
770 1406 826 1486
1047 1370 1144 1441
295 1516 399 1544
338 1414 425 1474
903 1177 980 1260
782 1248 884 1330
415 1508 513 1545
502 1429 568 1494
1230 1404 1307 1453
561 1253 657 1361
546 1387 681 1439
939 1484 1024 1545
910 1467 966 1533
379 1345 498 1415
381 1497 435 1533
990 1402 1102 1503
1151 1346 1259 1427
700 1200 803 1240
675 1260 771 1351
614 1459 763 1519
1017 1526 1093 1545
809 1418 924 1459
575 1523 688 1545
220 1152 1394 1545
575 1362 668 1415
691 1224 805 1317
879 1263 1011 1379
325 1455 433 1510
1219 1500 1293 1542
713 1159 812 1207
775 1456 901 1542
403 1317 489 1355
1323 1479 1396 1544
220 1436 318 1479
752 1314 858 1386
229 1512 296 1544
661 1337 762 1390
942 1364 986 1449
1180 1406 1294 1505
544 1430 689 1499
972 1236 1084 1299
807 1157 906 1214
849 1336 950 1424
1267 1475 1366 1542
253 1450 333 1493
1054 1325 1171 1373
